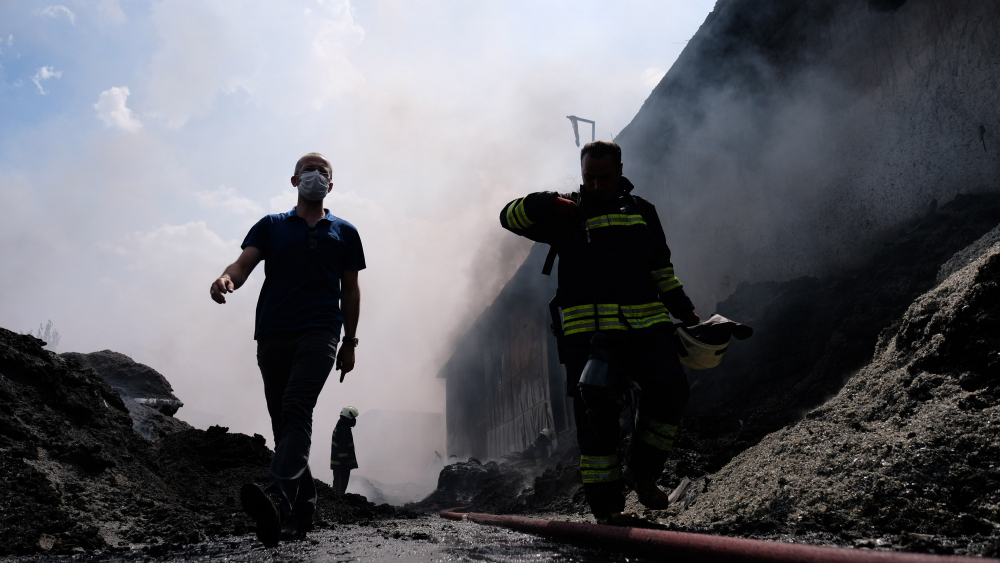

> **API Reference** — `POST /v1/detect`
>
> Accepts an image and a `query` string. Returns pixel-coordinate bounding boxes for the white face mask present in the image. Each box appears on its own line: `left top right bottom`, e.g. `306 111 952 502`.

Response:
296 170 330 201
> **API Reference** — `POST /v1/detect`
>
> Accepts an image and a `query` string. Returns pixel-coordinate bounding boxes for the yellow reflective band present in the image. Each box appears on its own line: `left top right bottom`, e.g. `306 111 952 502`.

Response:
586 214 647 230
505 201 521 229
580 454 619 468
626 314 671 329
656 277 683 292
331 440 338 447
650 267 675 280
330 461 341 466
514 200 534 228
564 324 596 336
596 304 618 315
338 453 349 457
621 302 668 317
620 302 671 329
581 468 623 483
598 318 626 330
638 431 675 451
643 419 678 437
506 201 524 229
562 306 595 321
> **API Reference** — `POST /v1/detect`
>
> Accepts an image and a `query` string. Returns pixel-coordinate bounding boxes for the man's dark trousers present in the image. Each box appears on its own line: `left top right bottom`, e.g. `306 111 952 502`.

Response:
256 329 338 518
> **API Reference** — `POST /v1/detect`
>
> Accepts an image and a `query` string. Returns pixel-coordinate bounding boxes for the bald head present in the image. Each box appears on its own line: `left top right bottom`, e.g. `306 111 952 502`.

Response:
294 153 333 179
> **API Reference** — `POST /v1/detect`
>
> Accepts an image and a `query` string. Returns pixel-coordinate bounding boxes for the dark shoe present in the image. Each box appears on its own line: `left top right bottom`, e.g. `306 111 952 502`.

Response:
634 477 671 509
279 523 305 541
240 483 281 548
279 503 314 541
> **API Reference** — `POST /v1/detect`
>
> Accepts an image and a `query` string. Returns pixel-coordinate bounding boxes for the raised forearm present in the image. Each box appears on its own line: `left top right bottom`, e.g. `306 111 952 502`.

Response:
210 246 261 304
220 262 251 289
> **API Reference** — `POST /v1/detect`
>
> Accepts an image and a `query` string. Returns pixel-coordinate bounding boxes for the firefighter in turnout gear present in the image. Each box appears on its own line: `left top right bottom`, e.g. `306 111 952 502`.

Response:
330 406 359 494
499 141 698 522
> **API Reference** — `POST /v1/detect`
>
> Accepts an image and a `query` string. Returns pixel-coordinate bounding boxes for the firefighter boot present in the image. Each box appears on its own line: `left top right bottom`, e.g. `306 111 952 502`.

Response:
633 477 671 509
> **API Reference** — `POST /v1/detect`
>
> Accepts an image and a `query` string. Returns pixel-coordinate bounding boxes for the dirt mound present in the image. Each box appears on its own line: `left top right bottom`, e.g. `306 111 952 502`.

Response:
660 220 1000 556
0 330 406 556
412 435 587 516
61 351 191 440
670 193 1000 482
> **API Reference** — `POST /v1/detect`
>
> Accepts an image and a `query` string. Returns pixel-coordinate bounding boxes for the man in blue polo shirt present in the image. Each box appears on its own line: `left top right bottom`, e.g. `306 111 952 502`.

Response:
209 152 365 546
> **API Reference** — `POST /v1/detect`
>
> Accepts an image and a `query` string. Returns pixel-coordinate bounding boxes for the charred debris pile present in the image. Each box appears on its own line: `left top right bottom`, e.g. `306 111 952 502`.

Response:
419 193 1000 555
0 334 408 556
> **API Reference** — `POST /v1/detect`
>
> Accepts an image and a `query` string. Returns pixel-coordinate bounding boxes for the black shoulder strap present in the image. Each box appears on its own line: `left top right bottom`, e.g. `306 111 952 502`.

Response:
541 245 558 276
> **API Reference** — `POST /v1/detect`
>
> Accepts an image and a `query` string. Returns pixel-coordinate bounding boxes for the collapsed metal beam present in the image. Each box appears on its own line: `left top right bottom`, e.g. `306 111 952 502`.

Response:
439 508 995 563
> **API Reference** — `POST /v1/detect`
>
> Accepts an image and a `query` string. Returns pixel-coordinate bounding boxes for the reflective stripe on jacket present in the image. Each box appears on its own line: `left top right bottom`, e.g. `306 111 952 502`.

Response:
499 177 694 339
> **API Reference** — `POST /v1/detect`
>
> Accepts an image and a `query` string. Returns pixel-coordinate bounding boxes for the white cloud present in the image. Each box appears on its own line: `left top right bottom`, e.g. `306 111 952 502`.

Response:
145 0 365 127
642 67 667 89
38 5 76 25
6 35 12 47
268 189 297 214
94 86 142 131
32 66 62 94
196 186 263 215
98 0 127 24
0 0 720 483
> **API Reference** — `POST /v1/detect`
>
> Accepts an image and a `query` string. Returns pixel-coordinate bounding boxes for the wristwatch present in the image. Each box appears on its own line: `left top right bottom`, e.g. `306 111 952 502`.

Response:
344 337 359 347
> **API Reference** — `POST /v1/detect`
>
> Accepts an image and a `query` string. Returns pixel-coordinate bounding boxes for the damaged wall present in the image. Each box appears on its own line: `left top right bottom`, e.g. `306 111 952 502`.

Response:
439 245 570 459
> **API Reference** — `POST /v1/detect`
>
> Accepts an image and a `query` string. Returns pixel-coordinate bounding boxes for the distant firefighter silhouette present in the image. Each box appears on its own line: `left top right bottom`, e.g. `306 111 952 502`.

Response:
331 406 360 494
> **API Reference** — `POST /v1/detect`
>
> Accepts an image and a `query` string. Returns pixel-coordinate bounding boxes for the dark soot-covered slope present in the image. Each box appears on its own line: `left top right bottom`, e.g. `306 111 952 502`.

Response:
671 194 1000 481
0 331 405 556
669 205 1000 556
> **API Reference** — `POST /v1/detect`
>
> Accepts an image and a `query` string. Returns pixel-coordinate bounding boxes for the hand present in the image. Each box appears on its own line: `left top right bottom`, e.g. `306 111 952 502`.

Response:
679 312 700 327
336 344 356 382
210 276 234 304
554 197 580 219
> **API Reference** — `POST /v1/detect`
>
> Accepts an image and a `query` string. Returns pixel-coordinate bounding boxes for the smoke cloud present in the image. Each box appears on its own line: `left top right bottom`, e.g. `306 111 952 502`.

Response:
0 1 715 487
616 0 1000 311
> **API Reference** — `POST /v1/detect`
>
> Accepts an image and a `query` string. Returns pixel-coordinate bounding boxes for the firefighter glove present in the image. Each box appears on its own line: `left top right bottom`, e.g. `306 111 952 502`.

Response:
554 197 580 218
678 311 700 327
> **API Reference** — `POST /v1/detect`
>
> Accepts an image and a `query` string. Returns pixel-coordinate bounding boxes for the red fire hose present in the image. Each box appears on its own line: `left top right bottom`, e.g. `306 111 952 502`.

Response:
439 508 996 563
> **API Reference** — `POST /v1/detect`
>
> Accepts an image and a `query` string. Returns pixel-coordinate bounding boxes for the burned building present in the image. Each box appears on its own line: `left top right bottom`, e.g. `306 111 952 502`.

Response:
438 245 570 459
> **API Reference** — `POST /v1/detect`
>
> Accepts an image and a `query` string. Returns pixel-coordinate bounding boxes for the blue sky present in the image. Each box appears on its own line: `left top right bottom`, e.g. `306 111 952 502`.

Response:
0 0 715 482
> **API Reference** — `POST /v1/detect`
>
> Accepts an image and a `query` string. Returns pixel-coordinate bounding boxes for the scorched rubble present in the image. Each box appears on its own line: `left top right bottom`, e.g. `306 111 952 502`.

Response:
0 331 408 556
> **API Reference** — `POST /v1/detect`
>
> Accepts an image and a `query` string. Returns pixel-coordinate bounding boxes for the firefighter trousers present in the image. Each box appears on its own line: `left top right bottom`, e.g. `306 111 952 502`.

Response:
566 330 689 517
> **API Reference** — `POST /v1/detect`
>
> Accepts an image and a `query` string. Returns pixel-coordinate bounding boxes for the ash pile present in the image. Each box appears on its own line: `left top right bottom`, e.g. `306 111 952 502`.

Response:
659 195 1000 556
418 193 1000 556
410 433 587 515
0 332 404 556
